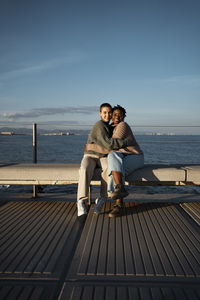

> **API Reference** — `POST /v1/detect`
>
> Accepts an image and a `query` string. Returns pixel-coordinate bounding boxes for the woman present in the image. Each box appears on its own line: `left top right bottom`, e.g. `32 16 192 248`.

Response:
107 105 144 217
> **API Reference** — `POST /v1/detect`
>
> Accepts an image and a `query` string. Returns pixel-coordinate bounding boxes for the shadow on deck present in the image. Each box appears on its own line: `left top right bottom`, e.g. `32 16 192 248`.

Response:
0 193 199 300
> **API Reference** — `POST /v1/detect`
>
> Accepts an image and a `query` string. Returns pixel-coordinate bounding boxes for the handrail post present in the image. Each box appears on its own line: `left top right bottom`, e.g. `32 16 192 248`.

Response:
33 123 37 198
33 123 37 163
88 185 91 206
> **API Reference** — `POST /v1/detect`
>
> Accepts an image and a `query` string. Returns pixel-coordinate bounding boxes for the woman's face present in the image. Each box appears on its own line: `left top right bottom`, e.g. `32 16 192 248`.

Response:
112 109 124 125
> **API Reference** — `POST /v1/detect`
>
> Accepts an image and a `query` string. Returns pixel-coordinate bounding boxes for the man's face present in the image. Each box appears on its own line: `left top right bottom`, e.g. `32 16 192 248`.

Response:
99 106 112 123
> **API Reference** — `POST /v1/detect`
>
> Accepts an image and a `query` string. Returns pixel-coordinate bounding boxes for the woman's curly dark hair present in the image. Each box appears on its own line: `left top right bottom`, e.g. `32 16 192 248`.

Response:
112 105 126 118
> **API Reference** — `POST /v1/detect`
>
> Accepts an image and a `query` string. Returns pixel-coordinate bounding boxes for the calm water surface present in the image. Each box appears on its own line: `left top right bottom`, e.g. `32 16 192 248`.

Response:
0 134 200 164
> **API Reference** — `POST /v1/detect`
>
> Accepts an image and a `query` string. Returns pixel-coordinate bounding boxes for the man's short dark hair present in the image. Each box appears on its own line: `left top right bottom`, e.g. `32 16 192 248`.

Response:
100 103 112 112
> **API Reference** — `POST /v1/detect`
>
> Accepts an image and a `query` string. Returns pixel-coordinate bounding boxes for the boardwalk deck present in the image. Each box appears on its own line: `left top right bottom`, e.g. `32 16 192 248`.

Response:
0 193 199 300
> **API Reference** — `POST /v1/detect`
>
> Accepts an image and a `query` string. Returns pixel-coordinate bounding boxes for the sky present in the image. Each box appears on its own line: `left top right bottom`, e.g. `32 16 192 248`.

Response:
0 0 200 133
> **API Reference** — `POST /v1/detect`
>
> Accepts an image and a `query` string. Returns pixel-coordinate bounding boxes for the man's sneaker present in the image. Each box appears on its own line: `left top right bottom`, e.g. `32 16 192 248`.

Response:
77 200 87 217
94 197 107 214
108 203 123 218
110 184 129 200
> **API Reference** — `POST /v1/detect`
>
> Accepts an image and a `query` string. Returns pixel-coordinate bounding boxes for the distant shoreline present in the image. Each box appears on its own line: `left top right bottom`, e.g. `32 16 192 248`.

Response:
1 126 200 136
1 132 200 136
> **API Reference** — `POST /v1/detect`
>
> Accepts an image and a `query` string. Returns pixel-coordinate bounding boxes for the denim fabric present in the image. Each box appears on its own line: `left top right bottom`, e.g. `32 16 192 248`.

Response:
107 152 144 193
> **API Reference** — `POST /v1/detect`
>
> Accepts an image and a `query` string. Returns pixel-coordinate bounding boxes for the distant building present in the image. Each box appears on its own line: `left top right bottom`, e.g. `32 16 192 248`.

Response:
0 131 14 135
40 131 75 136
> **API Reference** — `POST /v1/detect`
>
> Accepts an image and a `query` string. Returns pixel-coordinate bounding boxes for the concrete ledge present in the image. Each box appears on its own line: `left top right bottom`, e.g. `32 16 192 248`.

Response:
184 165 200 181
0 163 80 181
0 163 200 186
127 164 186 182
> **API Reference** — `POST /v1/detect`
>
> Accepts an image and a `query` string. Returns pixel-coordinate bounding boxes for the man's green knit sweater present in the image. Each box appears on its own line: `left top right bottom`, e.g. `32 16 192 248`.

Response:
85 120 128 157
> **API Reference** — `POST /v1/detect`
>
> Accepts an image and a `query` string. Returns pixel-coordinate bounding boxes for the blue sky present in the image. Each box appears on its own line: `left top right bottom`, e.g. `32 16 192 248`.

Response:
0 0 200 133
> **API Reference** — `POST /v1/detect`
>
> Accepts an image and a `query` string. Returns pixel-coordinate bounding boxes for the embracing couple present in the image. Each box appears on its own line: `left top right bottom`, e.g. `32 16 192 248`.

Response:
77 102 144 218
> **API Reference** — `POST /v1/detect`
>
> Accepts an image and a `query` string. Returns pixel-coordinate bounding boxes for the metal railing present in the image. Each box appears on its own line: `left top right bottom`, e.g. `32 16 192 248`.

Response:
32 124 37 197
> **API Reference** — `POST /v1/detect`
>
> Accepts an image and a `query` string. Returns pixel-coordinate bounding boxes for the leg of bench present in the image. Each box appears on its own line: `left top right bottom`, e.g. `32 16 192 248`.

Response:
33 185 37 198
88 185 91 206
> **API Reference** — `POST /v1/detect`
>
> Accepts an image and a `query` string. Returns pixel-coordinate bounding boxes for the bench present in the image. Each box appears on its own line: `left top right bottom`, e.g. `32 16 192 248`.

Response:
0 163 200 200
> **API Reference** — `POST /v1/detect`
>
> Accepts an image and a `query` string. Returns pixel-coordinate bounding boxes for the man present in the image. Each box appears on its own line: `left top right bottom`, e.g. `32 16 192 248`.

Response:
77 103 129 217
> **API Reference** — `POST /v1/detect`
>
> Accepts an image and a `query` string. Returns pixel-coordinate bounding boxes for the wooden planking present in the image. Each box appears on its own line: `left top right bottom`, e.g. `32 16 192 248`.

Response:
0 201 79 278
67 202 200 279
106 206 116 276
0 283 56 300
121 206 136 276
131 203 200 277
96 204 110 275
130 204 156 275
163 204 200 274
0 201 64 273
59 283 200 300
181 202 200 226
143 204 199 276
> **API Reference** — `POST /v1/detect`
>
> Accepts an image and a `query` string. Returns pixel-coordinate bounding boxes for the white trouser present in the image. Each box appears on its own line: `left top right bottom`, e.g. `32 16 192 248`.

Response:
77 154 108 201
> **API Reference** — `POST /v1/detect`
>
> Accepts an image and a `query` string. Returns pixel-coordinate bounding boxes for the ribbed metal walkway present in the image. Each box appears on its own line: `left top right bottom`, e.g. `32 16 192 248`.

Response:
0 201 79 278
68 202 200 278
0 196 199 300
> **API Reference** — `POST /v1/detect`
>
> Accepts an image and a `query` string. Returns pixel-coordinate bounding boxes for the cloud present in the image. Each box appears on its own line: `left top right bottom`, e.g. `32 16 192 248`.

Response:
0 51 86 81
1 106 99 121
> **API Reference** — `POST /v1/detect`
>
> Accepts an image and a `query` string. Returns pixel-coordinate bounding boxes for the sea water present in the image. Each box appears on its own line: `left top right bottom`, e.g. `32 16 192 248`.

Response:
1 134 200 164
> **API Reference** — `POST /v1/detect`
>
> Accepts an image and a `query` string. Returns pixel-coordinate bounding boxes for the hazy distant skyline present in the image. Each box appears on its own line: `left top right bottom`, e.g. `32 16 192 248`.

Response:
0 0 200 133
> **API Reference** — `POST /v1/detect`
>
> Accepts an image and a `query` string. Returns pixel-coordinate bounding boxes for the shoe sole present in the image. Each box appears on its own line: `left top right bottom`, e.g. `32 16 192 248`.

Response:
94 209 101 215
108 213 120 218
108 211 121 218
